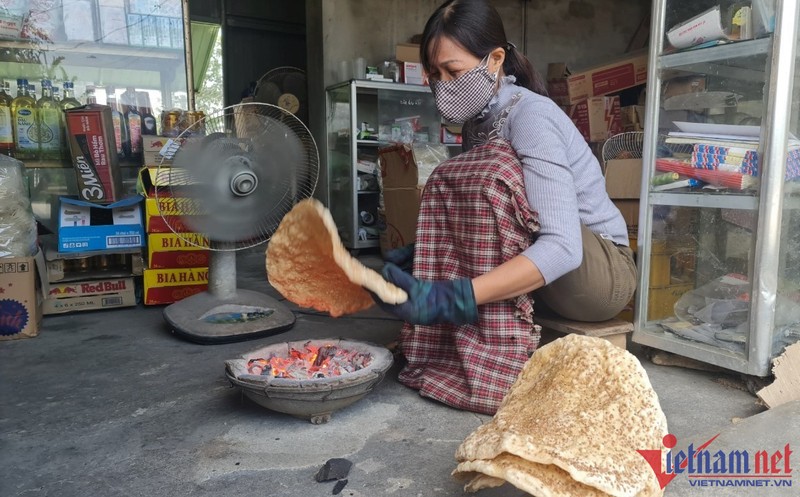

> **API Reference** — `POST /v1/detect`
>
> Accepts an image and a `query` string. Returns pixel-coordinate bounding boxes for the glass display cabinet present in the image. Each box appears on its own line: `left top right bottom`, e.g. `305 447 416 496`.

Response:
634 0 800 375
0 0 188 232
326 80 447 250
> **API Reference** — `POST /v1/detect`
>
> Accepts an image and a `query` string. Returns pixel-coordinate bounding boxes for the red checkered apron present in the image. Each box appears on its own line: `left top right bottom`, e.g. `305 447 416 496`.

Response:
397 139 541 415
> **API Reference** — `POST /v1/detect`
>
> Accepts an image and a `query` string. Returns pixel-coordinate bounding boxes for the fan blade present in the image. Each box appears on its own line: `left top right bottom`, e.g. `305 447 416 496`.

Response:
255 81 281 105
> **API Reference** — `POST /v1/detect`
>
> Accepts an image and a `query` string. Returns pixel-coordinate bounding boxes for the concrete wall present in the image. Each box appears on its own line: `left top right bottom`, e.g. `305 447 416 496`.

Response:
316 0 650 87
307 0 652 204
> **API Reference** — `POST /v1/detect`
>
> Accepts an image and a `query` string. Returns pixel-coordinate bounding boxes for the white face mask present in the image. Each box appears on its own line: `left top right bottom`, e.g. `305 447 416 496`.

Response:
429 57 498 124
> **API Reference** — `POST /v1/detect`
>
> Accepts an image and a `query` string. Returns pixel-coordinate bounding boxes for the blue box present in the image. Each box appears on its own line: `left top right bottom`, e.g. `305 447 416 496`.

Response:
58 196 145 253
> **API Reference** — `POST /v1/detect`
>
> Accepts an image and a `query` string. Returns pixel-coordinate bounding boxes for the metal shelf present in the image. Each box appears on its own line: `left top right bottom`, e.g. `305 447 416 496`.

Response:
635 324 751 373
659 38 771 68
649 191 759 209
0 39 183 59
328 79 432 94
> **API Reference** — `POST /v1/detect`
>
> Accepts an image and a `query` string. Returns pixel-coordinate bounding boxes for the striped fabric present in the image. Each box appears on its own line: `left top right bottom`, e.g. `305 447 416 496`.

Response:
397 139 541 415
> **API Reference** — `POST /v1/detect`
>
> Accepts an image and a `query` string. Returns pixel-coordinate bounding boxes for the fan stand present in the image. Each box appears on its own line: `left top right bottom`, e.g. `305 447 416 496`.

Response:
163 243 296 344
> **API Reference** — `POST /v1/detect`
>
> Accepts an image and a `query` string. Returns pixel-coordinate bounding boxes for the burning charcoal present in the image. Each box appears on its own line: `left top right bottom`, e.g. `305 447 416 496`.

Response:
315 458 353 482
332 479 348 495
314 345 337 367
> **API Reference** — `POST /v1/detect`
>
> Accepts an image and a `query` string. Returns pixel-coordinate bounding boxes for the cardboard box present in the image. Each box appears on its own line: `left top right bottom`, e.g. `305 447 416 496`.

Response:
138 167 206 233
144 196 204 233
42 233 143 282
395 43 421 63
380 144 438 188
0 252 43 340
58 196 144 252
141 136 183 167
605 159 643 199
663 75 707 99
613 200 640 234
65 104 123 203
403 62 425 85
621 105 645 132
143 267 208 305
379 145 419 188
379 187 423 255
43 277 137 315
648 283 693 321
147 232 210 269
546 51 649 105
441 124 463 144
563 96 622 143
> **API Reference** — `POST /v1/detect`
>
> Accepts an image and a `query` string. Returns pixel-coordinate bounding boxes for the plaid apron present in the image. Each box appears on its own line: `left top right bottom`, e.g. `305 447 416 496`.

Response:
397 139 541 415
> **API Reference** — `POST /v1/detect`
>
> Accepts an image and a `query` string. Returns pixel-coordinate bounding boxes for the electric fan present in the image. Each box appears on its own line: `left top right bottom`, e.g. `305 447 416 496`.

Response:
253 66 308 124
155 102 319 343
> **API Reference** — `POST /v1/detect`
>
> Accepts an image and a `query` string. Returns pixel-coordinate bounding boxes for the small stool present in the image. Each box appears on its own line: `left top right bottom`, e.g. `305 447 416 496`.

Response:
536 315 633 349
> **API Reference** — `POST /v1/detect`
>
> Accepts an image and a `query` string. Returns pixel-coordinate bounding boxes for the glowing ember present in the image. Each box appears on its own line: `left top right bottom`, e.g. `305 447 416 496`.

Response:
247 342 373 379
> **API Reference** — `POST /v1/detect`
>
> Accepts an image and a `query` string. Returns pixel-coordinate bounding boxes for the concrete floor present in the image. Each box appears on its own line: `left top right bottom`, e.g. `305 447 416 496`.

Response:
1 248 792 497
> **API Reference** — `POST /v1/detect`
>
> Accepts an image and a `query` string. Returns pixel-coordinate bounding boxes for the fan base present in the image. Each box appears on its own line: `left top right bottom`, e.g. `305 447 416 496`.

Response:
163 289 296 344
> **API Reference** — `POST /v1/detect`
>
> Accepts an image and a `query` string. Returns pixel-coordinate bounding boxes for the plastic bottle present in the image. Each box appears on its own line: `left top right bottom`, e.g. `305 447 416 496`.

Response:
11 79 37 160
122 87 142 160
85 83 97 104
36 80 62 161
137 91 157 136
0 81 14 156
106 87 128 160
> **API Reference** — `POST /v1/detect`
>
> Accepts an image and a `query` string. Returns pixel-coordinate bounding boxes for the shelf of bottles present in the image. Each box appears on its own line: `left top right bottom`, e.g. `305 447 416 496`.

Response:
0 0 190 232
1 78 161 167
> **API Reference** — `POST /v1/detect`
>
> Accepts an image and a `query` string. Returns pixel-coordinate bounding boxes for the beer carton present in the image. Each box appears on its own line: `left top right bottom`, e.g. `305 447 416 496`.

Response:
143 267 208 305
147 232 210 269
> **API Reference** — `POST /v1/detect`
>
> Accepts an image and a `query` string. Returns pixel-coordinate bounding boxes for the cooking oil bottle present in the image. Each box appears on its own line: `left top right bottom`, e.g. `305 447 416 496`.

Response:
36 80 62 161
59 82 81 160
0 81 13 157
60 82 81 110
11 79 37 160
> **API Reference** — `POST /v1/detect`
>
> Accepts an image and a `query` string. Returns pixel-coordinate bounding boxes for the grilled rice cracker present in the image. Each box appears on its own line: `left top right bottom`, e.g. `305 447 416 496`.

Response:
453 334 667 497
266 199 407 317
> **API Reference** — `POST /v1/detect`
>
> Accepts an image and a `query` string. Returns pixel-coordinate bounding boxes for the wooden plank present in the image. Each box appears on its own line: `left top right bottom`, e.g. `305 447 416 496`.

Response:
535 315 633 338
757 342 800 409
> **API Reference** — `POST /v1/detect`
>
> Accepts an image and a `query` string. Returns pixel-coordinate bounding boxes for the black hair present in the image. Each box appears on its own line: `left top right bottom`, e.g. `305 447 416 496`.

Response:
420 0 547 96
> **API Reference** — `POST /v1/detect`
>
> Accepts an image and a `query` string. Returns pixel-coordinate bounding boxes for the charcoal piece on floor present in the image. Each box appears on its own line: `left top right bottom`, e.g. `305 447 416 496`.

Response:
315 458 353 482
332 479 348 495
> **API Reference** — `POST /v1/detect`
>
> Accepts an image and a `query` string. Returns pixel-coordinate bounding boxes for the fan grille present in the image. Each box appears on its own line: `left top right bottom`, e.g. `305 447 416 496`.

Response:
154 103 319 251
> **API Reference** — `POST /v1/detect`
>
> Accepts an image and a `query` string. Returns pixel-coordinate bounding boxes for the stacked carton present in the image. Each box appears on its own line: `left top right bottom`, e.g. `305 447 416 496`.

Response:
45 106 146 314
395 42 426 85
139 166 209 305
547 51 648 144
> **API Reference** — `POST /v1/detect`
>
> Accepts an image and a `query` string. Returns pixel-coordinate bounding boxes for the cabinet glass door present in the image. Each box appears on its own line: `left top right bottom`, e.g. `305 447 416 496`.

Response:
326 83 356 247
634 0 800 374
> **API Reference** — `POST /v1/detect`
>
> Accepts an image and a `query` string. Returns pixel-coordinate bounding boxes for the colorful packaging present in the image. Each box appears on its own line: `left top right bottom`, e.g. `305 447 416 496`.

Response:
147 232 210 269
65 104 123 203
143 267 208 305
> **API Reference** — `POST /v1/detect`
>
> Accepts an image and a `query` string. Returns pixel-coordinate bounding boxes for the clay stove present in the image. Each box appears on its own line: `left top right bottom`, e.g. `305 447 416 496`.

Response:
225 339 393 423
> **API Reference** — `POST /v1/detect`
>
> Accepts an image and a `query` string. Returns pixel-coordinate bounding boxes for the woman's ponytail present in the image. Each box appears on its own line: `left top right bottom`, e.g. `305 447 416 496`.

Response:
503 45 548 96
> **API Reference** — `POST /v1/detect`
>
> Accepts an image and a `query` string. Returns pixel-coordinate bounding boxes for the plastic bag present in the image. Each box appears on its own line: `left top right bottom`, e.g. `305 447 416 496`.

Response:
0 155 37 258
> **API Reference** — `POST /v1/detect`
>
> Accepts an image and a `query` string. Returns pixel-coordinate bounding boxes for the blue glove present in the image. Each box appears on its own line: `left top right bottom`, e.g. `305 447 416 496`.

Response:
376 263 479 325
385 243 415 273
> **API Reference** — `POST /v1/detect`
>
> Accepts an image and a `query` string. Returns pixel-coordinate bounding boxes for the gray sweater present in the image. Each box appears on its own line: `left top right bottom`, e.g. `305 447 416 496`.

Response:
462 77 629 284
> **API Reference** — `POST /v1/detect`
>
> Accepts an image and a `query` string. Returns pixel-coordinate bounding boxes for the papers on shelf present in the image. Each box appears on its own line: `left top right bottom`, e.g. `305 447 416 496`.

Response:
667 6 752 50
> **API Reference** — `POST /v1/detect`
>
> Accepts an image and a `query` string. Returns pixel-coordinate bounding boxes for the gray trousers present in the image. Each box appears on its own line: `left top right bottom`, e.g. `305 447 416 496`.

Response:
535 224 637 322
